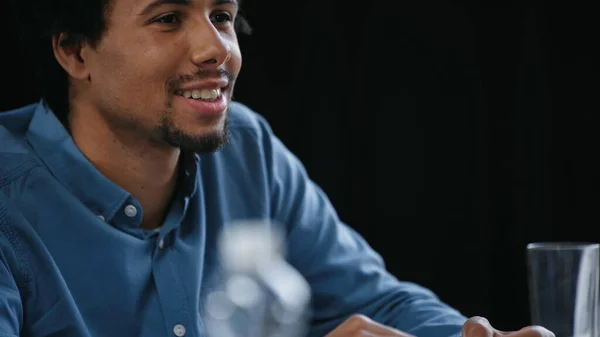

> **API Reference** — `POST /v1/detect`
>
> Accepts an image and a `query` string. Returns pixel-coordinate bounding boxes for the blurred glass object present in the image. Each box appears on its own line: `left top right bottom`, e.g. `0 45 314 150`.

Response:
527 242 599 337
204 220 312 337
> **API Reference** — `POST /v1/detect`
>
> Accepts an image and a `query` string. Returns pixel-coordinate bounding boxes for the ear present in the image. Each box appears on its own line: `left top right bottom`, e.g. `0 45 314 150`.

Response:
52 33 91 80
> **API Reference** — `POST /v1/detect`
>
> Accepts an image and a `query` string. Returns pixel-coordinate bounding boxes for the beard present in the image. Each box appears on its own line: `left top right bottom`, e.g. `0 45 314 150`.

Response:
157 69 234 153
156 112 230 154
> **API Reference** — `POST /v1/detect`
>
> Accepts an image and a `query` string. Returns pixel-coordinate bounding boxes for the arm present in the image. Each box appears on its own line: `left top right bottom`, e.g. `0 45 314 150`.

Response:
265 131 466 337
0 207 23 337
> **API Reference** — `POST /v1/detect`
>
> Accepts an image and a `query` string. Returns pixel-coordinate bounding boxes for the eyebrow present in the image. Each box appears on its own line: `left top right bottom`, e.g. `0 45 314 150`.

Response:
139 0 238 16
216 0 238 5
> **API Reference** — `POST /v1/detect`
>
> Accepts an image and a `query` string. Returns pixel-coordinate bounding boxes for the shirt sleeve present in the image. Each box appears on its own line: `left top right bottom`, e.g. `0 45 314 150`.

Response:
0 204 23 337
266 129 467 337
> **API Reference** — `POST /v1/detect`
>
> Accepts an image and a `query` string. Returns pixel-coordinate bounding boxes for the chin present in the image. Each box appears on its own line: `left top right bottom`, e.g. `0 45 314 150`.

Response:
159 118 229 154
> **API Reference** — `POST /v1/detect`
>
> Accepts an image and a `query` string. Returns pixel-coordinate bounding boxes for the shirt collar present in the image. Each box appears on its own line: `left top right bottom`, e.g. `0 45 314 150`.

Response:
26 100 200 225
26 100 131 222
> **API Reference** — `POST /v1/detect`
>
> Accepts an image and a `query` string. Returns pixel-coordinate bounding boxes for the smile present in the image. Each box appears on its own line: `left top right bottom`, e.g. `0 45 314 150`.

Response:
175 88 222 102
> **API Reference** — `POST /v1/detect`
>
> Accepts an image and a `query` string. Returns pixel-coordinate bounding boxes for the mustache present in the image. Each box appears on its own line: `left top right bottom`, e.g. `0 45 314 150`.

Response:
168 69 234 90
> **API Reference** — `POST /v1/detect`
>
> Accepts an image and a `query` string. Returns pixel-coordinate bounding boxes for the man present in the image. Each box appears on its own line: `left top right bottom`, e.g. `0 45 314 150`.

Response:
0 0 553 336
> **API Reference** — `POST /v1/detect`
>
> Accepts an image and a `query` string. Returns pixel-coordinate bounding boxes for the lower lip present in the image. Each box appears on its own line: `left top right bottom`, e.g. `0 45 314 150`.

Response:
176 94 227 117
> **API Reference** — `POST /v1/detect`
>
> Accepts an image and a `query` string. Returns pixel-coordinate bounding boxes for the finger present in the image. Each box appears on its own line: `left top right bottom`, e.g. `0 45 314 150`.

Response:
326 314 415 337
462 316 496 337
503 326 555 337
355 315 413 336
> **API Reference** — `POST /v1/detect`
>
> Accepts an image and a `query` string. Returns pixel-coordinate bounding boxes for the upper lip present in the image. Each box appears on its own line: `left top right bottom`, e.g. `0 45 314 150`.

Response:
177 79 229 92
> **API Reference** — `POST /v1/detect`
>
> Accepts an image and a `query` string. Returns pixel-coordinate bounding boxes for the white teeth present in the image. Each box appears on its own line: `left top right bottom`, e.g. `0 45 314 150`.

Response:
182 88 221 101
191 90 203 99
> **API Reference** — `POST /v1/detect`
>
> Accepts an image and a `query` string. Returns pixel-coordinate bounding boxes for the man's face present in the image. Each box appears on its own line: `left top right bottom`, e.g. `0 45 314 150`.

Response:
81 0 242 153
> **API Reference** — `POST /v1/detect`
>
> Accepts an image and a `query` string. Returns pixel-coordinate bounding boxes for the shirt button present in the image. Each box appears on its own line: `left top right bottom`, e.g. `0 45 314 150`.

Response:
124 204 138 217
173 324 186 336
158 239 165 250
97 215 105 222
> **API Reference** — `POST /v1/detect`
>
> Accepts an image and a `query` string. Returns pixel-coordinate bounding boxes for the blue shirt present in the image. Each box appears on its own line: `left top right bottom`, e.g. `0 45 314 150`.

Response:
0 101 466 337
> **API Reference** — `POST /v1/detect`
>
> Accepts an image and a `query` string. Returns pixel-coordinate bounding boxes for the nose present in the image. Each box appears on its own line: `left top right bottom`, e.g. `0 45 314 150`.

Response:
190 20 231 69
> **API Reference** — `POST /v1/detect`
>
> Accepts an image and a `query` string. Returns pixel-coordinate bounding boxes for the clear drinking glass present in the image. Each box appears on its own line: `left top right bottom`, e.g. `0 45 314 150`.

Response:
527 242 599 337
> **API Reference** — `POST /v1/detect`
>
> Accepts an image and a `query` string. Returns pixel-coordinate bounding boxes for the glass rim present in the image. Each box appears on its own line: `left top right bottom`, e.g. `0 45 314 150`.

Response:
527 242 600 250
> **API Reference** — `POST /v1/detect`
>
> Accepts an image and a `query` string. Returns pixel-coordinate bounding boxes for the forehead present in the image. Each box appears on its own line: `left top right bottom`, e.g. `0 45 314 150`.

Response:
104 0 239 25
117 0 238 10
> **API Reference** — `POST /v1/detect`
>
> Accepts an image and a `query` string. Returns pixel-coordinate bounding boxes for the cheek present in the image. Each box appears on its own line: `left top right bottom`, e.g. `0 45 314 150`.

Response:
97 34 178 80
94 48 170 100
227 38 243 72
93 48 135 90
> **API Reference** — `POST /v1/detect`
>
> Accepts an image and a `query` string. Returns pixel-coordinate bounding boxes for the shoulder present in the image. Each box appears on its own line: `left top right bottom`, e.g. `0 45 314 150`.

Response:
0 103 42 187
227 101 276 141
210 101 284 168
223 101 301 165
210 101 306 190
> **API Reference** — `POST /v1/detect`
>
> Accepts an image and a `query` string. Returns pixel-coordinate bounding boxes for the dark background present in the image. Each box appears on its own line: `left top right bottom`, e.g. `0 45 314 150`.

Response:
2 0 597 331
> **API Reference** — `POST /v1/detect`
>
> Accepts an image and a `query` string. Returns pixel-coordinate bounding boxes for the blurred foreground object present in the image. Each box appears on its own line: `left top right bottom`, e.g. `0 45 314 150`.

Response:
204 220 312 337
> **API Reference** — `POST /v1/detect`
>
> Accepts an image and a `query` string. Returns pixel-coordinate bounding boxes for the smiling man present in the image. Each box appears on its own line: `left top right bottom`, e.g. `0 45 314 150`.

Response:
0 0 554 336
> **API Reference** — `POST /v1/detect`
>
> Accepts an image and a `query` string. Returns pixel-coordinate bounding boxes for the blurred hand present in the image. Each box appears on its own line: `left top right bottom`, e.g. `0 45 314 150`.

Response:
462 316 555 337
325 314 415 337
324 315 555 337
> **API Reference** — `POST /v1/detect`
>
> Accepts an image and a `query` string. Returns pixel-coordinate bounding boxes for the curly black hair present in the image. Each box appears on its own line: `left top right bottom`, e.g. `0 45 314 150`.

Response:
8 0 252 127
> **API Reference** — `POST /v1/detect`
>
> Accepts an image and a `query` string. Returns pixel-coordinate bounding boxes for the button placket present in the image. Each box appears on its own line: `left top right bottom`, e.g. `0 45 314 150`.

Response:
152 249 196 337
173 324 186 336
124 204 138 217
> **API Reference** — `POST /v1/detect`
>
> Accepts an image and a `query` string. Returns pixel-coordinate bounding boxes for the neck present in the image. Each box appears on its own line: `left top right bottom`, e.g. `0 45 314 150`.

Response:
69 107 179 230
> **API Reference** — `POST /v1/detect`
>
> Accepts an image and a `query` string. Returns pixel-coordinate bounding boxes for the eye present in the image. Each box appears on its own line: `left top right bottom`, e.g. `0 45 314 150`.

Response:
153 13 181 25
211 12 233 24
